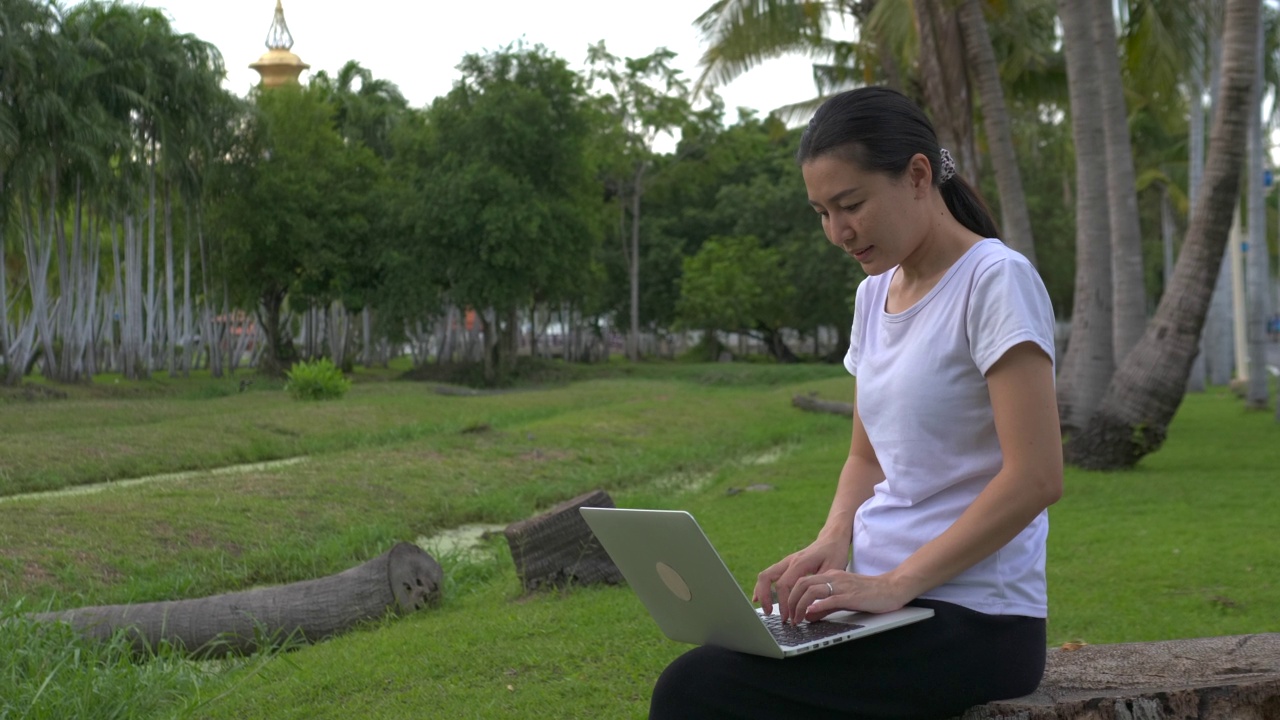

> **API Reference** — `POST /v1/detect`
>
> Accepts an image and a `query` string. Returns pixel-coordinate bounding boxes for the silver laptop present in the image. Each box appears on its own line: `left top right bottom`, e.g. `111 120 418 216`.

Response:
580 507 934 659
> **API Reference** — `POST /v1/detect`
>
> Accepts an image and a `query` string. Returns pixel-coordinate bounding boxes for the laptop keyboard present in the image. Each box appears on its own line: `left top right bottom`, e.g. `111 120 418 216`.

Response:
761 612 864 646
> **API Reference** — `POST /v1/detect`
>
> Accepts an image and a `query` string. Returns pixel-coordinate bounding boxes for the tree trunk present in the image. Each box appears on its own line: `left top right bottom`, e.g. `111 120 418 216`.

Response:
956 0 1036 265
1064 0 1258 470
1055 0 1115 434
31 542 442 658
1089 0 1148 366
1244 17 1270 409
628 164 644 362
196 208 221 378
1187 6 1210 392
256 287 294 377
1201 4 1234 388
758 325 799 363
914 0 979 183
182 206 192 377
0 170 8 371
21 192 58 383
145 139 158 371
478 308 500 384
504 490 624 593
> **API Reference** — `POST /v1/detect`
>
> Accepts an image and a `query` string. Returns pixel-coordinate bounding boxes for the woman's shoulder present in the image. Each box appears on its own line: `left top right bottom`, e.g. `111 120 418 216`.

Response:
969 238 1034 268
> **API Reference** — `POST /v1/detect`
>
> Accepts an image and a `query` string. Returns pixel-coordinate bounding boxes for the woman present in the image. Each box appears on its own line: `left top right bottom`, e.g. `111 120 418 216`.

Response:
649 87 1063 719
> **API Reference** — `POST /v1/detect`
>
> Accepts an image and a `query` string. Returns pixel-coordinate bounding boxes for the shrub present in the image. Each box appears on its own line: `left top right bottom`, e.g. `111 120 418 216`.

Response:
285 358 351 401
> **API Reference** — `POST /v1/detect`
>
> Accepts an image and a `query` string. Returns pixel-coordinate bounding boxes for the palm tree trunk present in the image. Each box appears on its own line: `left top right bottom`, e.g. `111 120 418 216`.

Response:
914 0 978 182
955 0 1036 264
0 212 9 371
1243 17 1270 409
165 180 177 376
81 209 100 379
1187 18 1209 393
24 183 59 381
1055 0 1115 434
1089 0 1147 366
1064 0 1259 470
0 170 8 370
110 220 125 375
1202 0 1234 388
182 206 192 376
145 139 157 371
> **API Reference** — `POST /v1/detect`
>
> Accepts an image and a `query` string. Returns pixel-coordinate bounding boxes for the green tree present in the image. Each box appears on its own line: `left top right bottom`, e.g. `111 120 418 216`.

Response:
205 85 380 376
677 235 794 359
586 42 700 361
396 44 602 382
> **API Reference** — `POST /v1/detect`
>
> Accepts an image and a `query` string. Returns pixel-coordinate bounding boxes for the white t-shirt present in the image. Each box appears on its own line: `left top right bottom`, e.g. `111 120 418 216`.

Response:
844 238 1055 617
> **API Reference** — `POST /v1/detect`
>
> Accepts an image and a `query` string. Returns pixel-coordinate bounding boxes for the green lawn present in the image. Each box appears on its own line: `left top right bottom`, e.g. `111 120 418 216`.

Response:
1 364 1276 719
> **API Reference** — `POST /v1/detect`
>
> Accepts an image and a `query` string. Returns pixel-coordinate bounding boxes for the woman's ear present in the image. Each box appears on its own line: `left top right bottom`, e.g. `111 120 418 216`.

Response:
908 153 933 197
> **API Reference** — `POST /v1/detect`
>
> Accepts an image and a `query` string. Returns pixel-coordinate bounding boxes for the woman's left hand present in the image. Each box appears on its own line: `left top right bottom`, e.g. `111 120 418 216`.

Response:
784 570 913 623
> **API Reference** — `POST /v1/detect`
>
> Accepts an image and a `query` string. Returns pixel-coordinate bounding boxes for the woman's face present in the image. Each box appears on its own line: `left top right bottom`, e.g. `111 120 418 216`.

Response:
801 153 930 276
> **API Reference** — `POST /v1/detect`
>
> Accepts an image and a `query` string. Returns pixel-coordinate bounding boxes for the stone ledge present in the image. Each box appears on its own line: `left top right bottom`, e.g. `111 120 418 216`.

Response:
961 634 1280 720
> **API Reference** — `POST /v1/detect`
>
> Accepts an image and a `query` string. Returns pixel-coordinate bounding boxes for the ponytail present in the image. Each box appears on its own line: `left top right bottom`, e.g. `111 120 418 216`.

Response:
940 175 1000 239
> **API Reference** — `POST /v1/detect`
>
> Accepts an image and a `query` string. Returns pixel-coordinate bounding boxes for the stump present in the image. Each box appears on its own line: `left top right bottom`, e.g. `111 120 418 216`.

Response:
30 541 443 657
504 489 624 592
960 634 1280 719
791 393 853 417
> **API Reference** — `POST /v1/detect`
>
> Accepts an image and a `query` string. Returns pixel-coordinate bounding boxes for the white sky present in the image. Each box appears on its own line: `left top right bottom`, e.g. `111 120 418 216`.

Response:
135 0 829 126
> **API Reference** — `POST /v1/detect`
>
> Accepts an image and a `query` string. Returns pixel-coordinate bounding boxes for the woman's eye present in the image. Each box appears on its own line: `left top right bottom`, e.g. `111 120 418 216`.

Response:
841 203 861 213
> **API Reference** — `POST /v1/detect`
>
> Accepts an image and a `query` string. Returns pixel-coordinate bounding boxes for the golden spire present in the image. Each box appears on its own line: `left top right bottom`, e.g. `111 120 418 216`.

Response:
249 0 310 89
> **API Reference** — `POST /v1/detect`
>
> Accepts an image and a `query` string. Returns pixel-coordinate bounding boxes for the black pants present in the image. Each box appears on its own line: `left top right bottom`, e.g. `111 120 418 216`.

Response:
649 599 1045 720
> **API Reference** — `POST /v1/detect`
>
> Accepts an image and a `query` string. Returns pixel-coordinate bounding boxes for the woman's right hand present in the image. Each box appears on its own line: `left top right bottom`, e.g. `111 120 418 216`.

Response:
752 534 851 624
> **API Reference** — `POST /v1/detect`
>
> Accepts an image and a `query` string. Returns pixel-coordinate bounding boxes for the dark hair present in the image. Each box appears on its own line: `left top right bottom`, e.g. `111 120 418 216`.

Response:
797 86 999 239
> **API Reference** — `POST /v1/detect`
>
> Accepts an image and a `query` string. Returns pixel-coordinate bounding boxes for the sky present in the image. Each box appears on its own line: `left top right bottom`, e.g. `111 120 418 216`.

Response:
135 0 832 125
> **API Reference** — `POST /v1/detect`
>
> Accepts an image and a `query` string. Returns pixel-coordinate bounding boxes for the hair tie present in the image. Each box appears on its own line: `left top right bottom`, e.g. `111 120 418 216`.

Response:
938 148 956 183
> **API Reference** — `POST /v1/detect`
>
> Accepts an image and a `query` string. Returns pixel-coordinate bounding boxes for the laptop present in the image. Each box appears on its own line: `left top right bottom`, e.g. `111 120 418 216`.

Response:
579 507 934 659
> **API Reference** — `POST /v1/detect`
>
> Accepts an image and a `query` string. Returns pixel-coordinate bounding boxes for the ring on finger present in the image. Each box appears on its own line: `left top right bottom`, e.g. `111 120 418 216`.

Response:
825 581 834 597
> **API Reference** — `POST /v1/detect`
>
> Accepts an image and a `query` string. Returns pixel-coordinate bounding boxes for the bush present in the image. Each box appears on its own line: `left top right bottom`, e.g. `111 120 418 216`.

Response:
285 358 351 401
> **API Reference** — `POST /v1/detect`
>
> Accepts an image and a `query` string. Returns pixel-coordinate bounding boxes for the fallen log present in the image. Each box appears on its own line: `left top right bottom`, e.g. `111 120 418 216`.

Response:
788 392 849 415
791 393 853 417
961 634 1280 719
504 489 624 593
30 541 443 657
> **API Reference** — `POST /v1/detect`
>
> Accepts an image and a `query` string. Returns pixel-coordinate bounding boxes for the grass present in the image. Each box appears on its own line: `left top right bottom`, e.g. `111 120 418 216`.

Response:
0 362 1277 719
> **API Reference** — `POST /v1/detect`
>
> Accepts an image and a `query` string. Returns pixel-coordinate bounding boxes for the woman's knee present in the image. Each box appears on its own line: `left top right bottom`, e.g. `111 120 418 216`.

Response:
650 647 734 719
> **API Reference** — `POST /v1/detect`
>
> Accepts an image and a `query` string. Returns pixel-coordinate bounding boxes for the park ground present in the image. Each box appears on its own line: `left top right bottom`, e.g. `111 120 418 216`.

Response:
1 359 1277 719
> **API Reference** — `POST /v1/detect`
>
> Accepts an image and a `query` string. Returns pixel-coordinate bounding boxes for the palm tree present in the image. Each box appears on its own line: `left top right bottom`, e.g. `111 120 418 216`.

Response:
1064 0 1259 469
1090 0 1147 366
1054 0 1115 433
694 0 1045 265
955 0 1036 263
1243 17 1270 409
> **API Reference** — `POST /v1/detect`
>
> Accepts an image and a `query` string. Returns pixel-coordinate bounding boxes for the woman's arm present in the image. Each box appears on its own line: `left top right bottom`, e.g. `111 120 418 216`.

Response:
788 341 1063 619
754 389 885 622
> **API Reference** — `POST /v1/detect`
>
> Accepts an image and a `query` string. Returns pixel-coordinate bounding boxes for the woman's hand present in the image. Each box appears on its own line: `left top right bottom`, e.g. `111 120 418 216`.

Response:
784 570 913 623
752 535 850 624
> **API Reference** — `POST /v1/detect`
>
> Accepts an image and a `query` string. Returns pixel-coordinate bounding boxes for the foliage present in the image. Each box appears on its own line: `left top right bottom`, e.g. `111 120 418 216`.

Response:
285 358 352 401
390 43 604 382
0 603 269 720
204 85 382 375
677 234 793 337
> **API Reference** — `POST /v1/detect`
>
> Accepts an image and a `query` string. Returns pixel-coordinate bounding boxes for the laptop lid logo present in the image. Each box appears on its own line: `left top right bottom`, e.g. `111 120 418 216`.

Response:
656 562 692 601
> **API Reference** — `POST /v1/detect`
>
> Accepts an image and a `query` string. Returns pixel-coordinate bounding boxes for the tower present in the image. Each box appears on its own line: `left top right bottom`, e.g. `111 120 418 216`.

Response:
249 0 310 88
